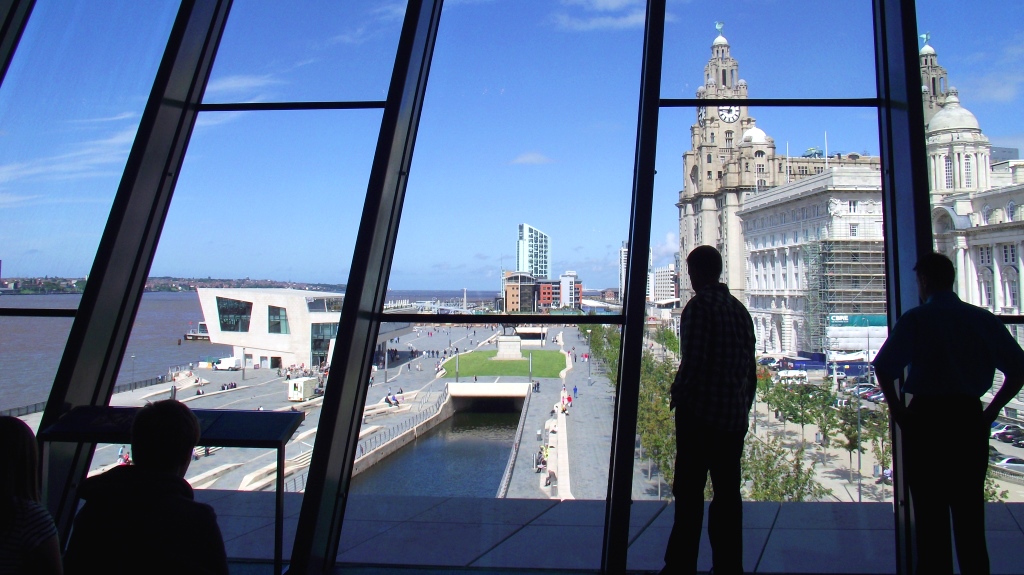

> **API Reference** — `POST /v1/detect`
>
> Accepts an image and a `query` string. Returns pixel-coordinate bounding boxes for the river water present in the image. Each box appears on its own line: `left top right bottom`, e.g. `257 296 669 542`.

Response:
349 412 518 497
0 292 230 410
0 289 498 411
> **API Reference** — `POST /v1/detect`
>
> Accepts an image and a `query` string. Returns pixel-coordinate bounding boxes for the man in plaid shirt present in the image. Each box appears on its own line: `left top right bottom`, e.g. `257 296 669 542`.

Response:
662 245 755 575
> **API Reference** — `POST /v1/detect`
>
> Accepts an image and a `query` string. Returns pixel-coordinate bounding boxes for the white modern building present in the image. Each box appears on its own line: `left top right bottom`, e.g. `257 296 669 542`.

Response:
197 288 413 369
517 223 551 279
652 262 676 302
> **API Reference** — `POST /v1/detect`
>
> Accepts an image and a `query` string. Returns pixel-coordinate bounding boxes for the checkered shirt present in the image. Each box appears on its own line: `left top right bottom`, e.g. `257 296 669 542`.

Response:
671 282 756 432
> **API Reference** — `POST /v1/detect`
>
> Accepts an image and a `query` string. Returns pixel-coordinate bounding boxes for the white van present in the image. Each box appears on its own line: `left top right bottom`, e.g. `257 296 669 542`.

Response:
288 377 319 402
214 357 242 371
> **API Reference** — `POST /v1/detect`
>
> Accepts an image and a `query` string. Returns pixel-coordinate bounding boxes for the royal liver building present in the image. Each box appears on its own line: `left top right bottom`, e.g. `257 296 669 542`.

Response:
677 25 882 356
678 28 1024 358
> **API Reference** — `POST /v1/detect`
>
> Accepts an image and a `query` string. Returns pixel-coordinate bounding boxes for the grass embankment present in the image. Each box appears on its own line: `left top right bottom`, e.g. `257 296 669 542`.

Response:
441 349 565 378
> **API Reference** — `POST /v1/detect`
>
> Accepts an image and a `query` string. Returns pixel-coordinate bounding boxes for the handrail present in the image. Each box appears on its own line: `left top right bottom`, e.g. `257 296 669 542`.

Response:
355 386 449 458
496 383 532 498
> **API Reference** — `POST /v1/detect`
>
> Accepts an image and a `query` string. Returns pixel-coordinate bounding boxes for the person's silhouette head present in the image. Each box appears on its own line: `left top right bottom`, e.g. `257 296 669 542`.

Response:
686 245 723 292
913 252 955 301
132 400 201 477
0 416 41 503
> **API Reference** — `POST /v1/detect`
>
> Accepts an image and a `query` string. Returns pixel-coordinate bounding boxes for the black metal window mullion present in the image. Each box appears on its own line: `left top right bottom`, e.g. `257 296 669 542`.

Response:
39 0 233 543
287 1 443 572
661 97 880 108
196 100 385 112
602 0 665 572
0 0 35 86
873 0 933 573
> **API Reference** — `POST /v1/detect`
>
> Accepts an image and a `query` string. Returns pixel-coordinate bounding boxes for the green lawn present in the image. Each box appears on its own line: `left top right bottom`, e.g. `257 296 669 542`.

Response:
441 349 566 378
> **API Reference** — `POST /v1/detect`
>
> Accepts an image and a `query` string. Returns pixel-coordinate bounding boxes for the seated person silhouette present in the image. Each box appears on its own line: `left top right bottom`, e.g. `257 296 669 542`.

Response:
64 400 228 575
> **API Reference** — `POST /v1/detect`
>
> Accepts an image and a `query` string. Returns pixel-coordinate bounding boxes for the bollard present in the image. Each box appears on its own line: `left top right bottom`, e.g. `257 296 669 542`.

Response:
537 430 542 441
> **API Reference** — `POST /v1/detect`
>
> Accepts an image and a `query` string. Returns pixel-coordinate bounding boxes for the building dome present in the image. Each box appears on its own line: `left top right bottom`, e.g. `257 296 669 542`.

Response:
742 125 767 144
713 34 728 46
928 88 980 132
920 44 935 55
737 79 747 87
696 85 706 96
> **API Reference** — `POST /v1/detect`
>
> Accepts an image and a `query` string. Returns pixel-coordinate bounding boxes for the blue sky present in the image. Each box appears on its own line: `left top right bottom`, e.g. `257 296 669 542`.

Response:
1 0 1022 292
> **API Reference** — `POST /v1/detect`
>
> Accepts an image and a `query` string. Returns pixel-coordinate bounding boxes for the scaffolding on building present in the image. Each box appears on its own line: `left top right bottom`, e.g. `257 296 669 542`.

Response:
804 239 887 353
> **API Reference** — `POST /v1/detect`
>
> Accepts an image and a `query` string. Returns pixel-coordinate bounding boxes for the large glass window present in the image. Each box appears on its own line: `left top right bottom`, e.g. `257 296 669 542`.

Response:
0 2 178 301
268 305 289 334
217 297 253 332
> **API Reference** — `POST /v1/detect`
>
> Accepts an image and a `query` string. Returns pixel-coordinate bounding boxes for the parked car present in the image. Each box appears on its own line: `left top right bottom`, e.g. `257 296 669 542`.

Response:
990 445 1006 463
858 387 881 399
995 457 1024 473
867 390 887 403
996 428 1024 443
846 383 874 395
992 424 1022 439
1012 438 1024 449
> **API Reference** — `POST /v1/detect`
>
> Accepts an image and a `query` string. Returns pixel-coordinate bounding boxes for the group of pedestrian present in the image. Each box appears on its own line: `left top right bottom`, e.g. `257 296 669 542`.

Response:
661 247 1023 575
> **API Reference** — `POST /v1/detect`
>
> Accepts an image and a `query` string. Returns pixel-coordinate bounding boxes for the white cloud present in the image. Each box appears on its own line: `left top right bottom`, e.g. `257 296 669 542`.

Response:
0 192 42 206
957 72 1024 104
372 2 406 21
552 9 646 31
70 112 137 124
561 0 643 11
651 232 678 264
510 152 555 165
331 26 371 45
0 127 137 190
205 74 283 96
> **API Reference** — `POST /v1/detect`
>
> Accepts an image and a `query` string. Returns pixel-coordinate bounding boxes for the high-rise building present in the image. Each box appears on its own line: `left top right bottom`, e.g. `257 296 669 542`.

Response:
516 223 551 280
619 241 655 302
618 241 629 303
652 263 677 302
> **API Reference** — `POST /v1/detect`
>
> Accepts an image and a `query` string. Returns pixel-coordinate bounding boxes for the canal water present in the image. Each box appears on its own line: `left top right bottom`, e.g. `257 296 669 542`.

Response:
349 411 519 498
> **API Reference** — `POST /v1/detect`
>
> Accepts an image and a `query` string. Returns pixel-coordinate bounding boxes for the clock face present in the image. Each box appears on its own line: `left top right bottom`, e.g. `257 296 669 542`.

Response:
697 106 707 127
719 105 740 123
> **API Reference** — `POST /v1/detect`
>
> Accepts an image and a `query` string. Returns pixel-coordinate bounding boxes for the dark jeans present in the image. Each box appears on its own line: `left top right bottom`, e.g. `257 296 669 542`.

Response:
664 410 746 574
904 395 989 575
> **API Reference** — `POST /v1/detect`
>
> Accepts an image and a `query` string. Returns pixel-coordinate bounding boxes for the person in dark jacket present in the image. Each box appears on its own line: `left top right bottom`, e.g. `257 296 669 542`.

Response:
64 400 228 575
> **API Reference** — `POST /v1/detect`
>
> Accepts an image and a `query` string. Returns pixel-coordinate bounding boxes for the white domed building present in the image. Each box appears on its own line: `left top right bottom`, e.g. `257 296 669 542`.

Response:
925 39 1024 315
926 88 993 198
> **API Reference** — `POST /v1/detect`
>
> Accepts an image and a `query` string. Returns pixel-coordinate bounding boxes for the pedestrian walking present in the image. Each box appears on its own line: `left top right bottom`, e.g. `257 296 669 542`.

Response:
573 385 578 399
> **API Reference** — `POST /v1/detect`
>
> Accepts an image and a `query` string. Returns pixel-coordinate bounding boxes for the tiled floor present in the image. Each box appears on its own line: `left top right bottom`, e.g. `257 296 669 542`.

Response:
199 491 1024 574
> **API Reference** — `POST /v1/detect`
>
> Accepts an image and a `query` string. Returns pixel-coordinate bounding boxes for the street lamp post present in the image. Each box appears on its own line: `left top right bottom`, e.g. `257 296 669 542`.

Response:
131 354 136 384
586 329 592 385
242 347 246 381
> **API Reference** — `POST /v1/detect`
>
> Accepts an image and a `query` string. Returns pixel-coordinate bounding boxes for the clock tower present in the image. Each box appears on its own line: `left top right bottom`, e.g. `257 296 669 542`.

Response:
678 23 762 301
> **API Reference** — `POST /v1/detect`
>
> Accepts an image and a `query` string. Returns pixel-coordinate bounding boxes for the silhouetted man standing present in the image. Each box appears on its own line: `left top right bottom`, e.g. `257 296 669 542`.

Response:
873 253 1024 575
663 246 755 575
